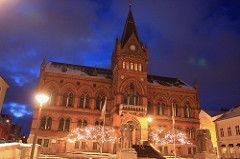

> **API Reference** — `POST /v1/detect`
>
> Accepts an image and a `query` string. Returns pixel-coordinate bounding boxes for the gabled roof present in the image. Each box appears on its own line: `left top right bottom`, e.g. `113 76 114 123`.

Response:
214 103 240 122
45 61 194 90
121 7 140 48
204 110 226 117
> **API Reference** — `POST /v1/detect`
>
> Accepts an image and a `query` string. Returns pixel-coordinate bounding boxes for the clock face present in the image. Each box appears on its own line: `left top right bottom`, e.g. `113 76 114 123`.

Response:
121 75 125 79
130 44 136 51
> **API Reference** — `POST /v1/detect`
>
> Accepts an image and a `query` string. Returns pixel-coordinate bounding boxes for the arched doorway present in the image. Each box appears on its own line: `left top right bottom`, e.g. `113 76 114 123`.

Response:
125 119 141 145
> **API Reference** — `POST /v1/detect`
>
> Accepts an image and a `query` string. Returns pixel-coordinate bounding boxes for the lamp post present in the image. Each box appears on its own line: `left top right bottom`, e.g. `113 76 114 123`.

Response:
120 114 124 148
148 117 152 143
30 94 49 159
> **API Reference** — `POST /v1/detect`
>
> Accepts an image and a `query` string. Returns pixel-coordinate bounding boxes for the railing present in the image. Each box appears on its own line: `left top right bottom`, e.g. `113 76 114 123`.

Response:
119 104 147 115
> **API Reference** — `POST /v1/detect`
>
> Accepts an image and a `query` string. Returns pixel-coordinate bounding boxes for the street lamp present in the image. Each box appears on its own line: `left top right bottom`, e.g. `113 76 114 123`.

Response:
148 117 152 143
30 94 49 159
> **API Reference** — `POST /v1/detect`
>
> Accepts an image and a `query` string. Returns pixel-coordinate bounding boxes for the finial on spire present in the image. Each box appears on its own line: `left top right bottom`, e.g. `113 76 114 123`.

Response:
145 40 148 50
129 0 132 8
194 78 198 90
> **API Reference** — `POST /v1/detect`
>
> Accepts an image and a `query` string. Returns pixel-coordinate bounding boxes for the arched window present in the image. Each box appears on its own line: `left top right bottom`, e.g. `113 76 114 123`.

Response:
171 104 178 117
189 106 192 118
126 62 129 70
65 118 70 131
95 121 99 126
135 92 140 105
123 92 128 105
130 62 134 70
46 117 52 130
101 96 105 110
77 120 82 127
100 121 103 126
134 63 137 71
129 84 134 105
83 120 87 128
85 95 89 108
40 116 46 129
96 96 101 110
58 118 64 131
148 101 152 114
186 128 190 138
50 91 57 106
68 93 73 107
191 128 195 139
123 61 126 69
158 103 165 115
79 94 84 108
138 64 142 72
63 92 74 107
184 106 188 118
63 93 68 106
175 104 178 117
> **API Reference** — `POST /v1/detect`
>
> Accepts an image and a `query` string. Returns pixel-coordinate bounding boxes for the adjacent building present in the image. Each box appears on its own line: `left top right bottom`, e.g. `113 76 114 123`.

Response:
214 103 240 159
0 114 12 140
29 5 200 157
0 75 10 113
199 109 224 153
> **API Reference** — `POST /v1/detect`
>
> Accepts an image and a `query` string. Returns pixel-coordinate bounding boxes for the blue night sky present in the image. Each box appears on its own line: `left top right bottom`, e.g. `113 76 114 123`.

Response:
0 0 240 135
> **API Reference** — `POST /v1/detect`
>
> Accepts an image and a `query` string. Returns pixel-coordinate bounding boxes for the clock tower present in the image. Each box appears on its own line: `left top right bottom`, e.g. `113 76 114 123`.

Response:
111 6 149 111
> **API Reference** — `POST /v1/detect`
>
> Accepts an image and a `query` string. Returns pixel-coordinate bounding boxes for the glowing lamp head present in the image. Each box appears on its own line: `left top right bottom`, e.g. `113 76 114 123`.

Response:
148 117 152 123
36 94 49 105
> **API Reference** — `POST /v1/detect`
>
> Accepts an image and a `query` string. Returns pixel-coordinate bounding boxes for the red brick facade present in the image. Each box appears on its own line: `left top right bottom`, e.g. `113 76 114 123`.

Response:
29 7 200 157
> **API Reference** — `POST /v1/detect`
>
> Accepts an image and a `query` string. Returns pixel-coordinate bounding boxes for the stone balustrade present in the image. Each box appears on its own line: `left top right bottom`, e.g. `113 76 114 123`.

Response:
119 104 147 115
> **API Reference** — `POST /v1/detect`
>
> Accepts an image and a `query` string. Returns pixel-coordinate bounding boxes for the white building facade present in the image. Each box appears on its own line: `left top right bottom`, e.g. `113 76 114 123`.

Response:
214 103 240 159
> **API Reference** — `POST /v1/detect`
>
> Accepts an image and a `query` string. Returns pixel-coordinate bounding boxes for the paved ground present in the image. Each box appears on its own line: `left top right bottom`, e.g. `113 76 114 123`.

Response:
39 152 117 159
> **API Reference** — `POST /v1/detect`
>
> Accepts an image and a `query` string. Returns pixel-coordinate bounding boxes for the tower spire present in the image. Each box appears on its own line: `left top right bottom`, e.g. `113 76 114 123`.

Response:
121 2 139 48
194 78 198 90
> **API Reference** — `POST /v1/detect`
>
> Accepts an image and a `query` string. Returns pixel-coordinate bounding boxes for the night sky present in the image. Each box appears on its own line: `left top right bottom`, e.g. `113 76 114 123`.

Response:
0 0 240 136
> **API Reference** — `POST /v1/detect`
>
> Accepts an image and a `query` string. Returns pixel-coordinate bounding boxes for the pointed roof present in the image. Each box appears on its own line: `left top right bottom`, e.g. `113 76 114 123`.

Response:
121 7 140 48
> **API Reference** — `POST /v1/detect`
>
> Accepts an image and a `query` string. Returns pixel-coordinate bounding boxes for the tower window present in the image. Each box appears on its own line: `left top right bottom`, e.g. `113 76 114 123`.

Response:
126 62 129 70
123 61 126 69
138 64 142 72
134 63 137 71
130 63 134 70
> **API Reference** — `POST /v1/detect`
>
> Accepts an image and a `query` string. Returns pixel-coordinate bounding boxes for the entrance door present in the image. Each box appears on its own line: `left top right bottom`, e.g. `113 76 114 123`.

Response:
127 121 141 145
56 140 66 153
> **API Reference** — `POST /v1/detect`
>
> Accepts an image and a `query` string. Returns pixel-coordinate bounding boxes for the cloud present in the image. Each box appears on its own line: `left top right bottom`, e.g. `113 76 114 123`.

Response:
3 102 33 118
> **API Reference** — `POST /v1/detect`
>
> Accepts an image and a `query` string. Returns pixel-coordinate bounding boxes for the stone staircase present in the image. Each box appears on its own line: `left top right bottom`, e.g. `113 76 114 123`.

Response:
132 145 165 159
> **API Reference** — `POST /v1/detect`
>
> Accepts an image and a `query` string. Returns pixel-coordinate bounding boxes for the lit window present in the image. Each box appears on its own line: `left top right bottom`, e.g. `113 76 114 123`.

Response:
138 64 142 72
126 62 129 70
123 61 125 69
134 63 137 71
130 63 133 70
158 103 165 115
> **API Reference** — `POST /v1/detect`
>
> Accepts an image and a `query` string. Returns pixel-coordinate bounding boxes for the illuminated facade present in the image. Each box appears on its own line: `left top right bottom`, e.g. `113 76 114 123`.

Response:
214 103 240 159
0 75 10 113
29 6 200 157
199 109 223 154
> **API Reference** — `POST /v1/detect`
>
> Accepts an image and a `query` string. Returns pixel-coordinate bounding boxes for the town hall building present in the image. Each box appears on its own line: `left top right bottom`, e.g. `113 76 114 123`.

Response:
29 5 200 158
